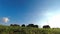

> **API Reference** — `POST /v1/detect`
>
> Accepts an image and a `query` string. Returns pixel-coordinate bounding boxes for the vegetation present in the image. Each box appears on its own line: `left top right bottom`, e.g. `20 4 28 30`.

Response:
0 24 60 34
27 24 38 28
21 24 25 27
43 25 50 28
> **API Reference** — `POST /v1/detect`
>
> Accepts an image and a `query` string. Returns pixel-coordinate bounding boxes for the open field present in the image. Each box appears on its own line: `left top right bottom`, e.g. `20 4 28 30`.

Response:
0 25 60 34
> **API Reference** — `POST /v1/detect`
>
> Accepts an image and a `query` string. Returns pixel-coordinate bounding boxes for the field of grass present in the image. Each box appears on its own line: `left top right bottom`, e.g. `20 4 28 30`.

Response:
0 25 60 34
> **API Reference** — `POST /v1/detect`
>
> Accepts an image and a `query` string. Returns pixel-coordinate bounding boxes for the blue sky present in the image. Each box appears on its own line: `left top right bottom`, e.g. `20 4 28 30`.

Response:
0 0 60 28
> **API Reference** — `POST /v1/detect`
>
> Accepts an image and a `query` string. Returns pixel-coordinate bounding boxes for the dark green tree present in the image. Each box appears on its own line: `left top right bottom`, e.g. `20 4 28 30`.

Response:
21 24 25 27
10 24 13 26
34 25 38 28
10 24 20 26
27 24 34 27
43 25 50 28
27 24 38 28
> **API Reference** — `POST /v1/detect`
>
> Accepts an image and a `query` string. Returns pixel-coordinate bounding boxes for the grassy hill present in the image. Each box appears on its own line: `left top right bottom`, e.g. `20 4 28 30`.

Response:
0 25 60 34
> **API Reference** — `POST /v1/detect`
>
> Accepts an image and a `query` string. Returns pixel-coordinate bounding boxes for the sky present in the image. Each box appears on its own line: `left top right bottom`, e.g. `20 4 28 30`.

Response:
0 0 60 28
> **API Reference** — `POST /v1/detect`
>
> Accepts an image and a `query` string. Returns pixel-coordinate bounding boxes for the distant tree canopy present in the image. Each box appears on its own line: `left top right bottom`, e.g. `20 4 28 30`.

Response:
21 24 25 27
43 25 50 28
34 25 38 28
27 24 34 27
10 24 20 26
10 24 38 28
27 24 38 28
10 24 51 28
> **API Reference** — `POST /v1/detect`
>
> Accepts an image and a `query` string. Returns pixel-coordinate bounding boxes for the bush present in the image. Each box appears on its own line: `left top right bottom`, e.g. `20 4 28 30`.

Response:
21 24 25 27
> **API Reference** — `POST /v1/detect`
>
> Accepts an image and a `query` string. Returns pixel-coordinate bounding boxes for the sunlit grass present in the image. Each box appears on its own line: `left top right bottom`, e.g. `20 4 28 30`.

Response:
0 25 60 34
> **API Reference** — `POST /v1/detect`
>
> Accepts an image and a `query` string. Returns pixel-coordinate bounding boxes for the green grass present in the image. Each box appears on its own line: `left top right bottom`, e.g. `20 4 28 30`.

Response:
0 25 60 34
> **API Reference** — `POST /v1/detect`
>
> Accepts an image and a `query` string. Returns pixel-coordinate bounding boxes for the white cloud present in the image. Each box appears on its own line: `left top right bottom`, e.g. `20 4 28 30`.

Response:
2 17 9 23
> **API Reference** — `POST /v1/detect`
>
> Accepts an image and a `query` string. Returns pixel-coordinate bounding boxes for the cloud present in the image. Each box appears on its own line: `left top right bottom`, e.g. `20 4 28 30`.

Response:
2 17 9 23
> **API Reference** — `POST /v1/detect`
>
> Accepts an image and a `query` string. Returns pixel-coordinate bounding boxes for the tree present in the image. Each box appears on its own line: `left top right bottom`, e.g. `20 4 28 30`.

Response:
43 25 50 28
10 24 20 26
21 24 25 27
34 25 38 28
27 24 34 27
27 24 38 28
10 24 13 26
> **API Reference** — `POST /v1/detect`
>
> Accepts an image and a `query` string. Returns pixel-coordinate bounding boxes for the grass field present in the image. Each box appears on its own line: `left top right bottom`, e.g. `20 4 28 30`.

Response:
0 25 60 34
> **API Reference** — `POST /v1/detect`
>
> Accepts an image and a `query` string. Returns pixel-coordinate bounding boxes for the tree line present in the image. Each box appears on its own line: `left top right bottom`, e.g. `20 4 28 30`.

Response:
10 24 50 28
